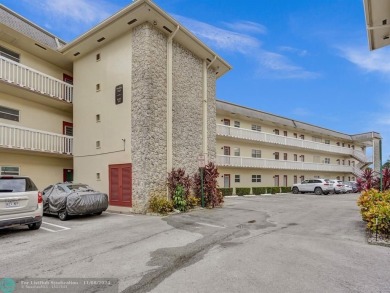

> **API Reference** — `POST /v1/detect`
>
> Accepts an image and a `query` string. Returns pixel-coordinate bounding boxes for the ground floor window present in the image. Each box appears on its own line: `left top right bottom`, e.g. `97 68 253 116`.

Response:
235 175 240 183
0 166 20 175
252 175 261 183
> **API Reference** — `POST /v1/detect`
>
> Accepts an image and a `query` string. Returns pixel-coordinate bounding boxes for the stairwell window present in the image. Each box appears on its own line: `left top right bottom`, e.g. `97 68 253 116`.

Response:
0 166 20 175
0 46 20 63
0 105 19 122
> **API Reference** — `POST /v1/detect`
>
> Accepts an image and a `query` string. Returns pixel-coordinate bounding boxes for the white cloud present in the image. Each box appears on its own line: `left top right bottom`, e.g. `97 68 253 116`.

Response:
278 46 308 57
174 15 261 54
174 15 318 79
223 21 267 35
338 45 390 74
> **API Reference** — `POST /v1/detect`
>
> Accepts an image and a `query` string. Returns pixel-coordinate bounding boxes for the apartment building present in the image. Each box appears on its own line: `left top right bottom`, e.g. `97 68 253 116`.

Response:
0 6 74 189
216 100 381 191
0 1 230 212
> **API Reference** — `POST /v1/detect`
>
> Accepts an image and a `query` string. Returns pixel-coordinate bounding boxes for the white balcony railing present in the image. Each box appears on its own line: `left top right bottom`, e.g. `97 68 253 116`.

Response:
0 123 73 155
0 56 73 103
217 124 370 163
216 155 355 173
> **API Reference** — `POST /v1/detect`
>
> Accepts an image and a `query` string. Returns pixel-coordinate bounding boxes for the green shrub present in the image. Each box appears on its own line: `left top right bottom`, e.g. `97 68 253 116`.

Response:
236 187 251 196
173 185 187 212
252 187 266 195
280 187 291 193
357 189 390 235
218 188 233 196
148 195 173 215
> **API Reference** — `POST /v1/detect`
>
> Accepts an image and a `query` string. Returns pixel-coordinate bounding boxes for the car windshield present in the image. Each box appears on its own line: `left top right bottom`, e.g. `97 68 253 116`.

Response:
65 184 94 192
0 178 37 192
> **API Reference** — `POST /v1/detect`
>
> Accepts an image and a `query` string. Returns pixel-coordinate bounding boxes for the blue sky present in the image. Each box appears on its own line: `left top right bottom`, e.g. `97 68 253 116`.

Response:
3 0 390 162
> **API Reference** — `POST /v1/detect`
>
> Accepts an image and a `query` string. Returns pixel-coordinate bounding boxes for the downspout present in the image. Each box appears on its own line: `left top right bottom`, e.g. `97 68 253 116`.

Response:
167 25 180 175
202 56 217 158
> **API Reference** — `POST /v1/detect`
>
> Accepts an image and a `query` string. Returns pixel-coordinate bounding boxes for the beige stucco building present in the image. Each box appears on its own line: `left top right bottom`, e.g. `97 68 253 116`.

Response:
216 100 381 191
0 0 230 212
0 0 382 211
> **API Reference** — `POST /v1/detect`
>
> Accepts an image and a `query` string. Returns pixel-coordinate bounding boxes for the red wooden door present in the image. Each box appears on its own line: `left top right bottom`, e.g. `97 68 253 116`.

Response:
109 164 132 207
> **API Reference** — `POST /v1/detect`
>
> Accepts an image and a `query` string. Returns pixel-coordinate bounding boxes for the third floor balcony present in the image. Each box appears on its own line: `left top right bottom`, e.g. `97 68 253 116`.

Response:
217 124 370 163
0 56 73 107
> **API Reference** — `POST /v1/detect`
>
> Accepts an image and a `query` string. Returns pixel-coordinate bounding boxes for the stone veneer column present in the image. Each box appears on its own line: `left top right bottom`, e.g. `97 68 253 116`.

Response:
207 68 217 162
172 42 204 175
131 23 167 212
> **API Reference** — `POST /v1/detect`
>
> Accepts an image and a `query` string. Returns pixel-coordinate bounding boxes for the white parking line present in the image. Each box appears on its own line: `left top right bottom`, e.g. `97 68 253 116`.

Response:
104 211 134 217
40 226 57 232
43 222 71 230
195 222 225 229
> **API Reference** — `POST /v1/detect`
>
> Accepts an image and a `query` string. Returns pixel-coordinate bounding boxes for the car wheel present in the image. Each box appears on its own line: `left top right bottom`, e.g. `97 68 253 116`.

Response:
314 187 323 195
28 220 42 230
292 187 299 194
323 192 329 195
58 210 68 221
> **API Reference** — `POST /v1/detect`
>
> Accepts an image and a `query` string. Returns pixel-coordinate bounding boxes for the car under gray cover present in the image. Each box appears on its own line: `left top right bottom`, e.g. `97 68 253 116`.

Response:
42 183 108 220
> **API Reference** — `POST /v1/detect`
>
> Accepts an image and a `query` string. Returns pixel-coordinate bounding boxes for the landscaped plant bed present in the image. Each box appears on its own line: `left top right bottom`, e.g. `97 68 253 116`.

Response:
366 231 390 247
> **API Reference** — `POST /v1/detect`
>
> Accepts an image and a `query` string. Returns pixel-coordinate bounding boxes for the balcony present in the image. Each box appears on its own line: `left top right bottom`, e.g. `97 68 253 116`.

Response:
0 123 73 155
217 124 370 163
0 56 73 103
216 155 357 174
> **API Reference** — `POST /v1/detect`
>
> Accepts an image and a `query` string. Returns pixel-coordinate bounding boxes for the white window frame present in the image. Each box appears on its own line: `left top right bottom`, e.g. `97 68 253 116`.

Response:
252 149 261 158
234 121 240 128
233 148 240 156
0 105 20 122
251 124 261 132
235 175 240 183
252 175 261 183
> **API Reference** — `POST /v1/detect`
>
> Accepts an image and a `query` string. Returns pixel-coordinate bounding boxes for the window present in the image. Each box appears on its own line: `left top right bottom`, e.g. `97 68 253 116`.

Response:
0 106 19 122
96 53 101 61
283 175 288 187
274 175 279 187
342 160 345 165
300 175 305 182
283 131 287 137
223 119 230 126
336 142 340 146
293 133 298 138
294 175 298 184
324 158 330 164
0 46 20 63
336 176 340 180
274 152 279 160
294 154 298 161
252 175 261 183
284 153 288 160
96 173 101 180
251 124 261 131
233 148 240 156
313 137 322 143
274 129 279 135
325 139 330 144
252 149 261 158
336 159 340 165
96 84 101 91
223 146 230 156
96 141 101 148
96 114 101 122
300 134 305 140
348 160 351 166
234 121 240 128
0 166 20 175
300 155 304 162
235 175 240 183
342 143 345 147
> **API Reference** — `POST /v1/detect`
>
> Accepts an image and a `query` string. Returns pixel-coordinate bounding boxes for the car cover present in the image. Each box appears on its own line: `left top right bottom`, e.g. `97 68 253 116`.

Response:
43 185 108 215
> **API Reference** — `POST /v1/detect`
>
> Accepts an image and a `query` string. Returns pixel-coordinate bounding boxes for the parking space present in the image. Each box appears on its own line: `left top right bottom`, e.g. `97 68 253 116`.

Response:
1 194 390 293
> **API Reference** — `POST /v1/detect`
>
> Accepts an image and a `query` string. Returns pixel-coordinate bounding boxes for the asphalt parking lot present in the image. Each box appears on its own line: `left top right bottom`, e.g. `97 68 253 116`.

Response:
1 193 390 293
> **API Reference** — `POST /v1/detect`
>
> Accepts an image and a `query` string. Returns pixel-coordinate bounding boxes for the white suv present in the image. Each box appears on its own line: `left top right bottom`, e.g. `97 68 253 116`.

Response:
291 179 333 195
0 176 43 230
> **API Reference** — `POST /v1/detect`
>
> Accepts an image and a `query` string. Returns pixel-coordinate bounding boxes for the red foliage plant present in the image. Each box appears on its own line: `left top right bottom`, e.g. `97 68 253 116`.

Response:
193 162 223 208
167 168 192 199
